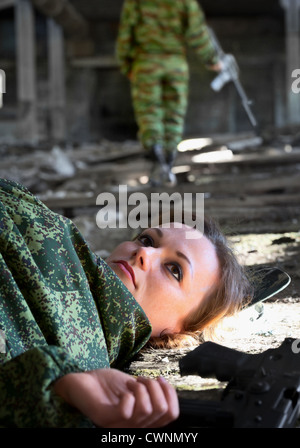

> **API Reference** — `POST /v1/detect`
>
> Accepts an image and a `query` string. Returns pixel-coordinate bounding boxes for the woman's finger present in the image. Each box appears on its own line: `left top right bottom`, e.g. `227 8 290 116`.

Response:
134 376 179 427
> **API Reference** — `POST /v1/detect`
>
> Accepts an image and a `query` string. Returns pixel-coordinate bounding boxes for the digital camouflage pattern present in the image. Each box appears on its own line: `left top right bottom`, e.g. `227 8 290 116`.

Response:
0 178 151 427
116 0 218 76
116 0 219 153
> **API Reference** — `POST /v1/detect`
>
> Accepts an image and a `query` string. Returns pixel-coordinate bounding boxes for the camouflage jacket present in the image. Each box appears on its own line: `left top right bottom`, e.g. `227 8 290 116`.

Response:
116 0 218 76
0 179 151 427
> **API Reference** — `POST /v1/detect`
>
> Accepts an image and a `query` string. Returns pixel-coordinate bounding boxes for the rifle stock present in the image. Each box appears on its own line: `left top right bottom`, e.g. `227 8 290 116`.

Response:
175 338 300 428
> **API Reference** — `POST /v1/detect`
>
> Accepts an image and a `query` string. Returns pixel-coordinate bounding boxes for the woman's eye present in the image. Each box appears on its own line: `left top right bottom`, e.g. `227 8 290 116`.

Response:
166 263 182 282
137 234 154 247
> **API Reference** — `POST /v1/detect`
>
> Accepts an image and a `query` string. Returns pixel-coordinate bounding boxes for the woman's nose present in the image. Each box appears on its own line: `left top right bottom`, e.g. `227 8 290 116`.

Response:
134 246 158 271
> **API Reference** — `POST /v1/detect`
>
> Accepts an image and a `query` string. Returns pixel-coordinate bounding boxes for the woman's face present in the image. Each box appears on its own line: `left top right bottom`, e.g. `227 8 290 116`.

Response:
106 223 220 337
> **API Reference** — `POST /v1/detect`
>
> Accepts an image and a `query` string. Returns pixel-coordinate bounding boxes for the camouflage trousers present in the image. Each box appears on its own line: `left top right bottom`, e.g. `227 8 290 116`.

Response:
130 54 189 156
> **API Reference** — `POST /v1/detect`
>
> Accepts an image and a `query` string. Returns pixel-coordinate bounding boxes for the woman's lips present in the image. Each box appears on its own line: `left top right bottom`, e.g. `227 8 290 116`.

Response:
114 260 136 287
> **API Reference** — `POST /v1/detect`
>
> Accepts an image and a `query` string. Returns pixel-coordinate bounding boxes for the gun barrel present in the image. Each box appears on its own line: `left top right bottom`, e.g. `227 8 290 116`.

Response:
179 341 250 381
208 27 224 59
176 397 233 427
232 78 258 128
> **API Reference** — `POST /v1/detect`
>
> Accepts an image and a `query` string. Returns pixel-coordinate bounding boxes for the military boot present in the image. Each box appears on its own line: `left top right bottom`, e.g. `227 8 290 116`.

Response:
165 149 178 187
166 149 177 169
148 144 170 187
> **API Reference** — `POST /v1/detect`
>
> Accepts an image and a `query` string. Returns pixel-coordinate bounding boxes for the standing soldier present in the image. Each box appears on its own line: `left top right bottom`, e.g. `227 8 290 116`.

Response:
116 0 222 186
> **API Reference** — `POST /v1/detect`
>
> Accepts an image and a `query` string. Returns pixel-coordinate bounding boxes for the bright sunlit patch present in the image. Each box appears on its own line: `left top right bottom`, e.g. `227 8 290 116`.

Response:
214 301 300 344
127 179 139 187
177 137 213 152
139 175 149 184
192 147 233 164
172 165 191 174
284 144 293 153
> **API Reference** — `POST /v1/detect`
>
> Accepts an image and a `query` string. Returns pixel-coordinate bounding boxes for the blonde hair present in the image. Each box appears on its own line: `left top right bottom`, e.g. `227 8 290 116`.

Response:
147 215 253 349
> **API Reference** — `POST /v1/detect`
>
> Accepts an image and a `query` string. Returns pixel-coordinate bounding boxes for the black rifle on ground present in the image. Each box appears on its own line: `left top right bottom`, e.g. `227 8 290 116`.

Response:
176 338 300 428
208 27 258 131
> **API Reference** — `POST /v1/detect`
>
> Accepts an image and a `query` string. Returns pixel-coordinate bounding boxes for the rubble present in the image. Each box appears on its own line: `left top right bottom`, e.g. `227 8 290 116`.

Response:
1 133 300 399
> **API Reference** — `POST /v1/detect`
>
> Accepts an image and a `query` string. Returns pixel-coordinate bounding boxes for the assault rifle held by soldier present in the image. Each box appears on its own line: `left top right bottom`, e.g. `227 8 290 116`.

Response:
175 338 300 428
208 27 258 131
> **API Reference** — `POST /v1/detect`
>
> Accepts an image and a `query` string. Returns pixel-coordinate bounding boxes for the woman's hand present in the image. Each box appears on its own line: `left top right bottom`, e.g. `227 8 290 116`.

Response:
53 368 179 428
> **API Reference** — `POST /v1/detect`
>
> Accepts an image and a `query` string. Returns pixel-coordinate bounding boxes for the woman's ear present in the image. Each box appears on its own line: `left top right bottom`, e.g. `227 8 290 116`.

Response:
159 324 183 338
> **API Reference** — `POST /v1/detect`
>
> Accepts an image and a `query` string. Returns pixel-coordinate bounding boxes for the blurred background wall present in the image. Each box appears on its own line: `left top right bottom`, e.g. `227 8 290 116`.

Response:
0 0 299 144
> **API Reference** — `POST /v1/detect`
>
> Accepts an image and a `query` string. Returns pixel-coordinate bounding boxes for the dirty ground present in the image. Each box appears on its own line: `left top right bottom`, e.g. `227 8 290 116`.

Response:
1 130 300 412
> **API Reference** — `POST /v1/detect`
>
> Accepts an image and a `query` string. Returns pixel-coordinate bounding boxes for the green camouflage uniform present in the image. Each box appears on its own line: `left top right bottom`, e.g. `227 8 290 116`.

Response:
116 0 219 155
0 178 151 427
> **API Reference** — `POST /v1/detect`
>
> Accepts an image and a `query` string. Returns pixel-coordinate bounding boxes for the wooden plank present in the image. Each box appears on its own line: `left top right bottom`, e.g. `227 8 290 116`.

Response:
30 0 89 38
189 172 300 195
181 147 300 167
0 0 15 10
205 193 300 208
31 0 95 57
67 162 300 195
39 186 300 211
47 18 66 141
15 0 37 141
70 56 119 69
